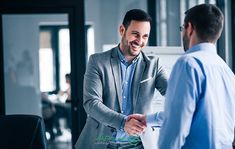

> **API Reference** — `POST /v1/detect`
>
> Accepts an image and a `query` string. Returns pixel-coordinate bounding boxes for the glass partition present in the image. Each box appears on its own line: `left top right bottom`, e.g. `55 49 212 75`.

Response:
3 14 72 147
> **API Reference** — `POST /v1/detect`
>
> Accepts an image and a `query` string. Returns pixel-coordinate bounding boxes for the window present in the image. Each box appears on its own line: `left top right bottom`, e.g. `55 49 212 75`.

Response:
39 26 71 93
59 29 71 91
156 0 216 46
39 25 93 92
39 30 55 92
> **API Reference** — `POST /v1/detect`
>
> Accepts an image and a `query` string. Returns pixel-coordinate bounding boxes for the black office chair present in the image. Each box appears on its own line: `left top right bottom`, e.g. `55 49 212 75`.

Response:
0 114 48 149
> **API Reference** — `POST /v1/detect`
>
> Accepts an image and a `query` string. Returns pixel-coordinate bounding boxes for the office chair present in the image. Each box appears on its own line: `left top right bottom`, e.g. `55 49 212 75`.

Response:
0 114 48 149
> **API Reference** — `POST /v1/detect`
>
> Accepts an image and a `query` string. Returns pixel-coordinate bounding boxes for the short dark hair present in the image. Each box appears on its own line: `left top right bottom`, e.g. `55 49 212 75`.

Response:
122 9 152 29
184 4 224 42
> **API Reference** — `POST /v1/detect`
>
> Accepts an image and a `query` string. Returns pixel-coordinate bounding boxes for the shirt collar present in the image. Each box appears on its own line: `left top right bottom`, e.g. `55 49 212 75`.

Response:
186 42 217 54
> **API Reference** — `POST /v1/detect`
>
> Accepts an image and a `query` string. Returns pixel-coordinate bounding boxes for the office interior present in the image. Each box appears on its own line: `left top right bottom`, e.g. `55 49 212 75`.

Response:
0 0 234 148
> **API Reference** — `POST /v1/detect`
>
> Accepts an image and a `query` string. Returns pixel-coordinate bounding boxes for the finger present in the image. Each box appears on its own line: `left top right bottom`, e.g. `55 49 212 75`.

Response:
128 129 138 136
128 114 143 120
128 119 146 132
131 125 145 134
126 128 136 136
125 125 141 135
124 118 146 134
132 119 147 129
129 114 147 126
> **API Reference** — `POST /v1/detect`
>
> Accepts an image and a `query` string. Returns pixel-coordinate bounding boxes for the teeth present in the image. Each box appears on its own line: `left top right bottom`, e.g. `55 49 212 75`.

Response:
131 43 139 48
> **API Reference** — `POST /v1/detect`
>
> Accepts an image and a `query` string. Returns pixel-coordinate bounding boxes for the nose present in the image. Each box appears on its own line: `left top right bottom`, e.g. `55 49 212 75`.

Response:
135 36 144 46
139 36 147 47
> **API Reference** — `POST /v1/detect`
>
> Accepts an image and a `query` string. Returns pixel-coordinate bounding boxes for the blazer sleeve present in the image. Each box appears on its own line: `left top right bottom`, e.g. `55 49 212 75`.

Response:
155 58 168 96
83 54 125 129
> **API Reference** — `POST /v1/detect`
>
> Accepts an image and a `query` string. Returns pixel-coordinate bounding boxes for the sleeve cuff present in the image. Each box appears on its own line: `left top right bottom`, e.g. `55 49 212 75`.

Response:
146 111 164 127
119 116 128 131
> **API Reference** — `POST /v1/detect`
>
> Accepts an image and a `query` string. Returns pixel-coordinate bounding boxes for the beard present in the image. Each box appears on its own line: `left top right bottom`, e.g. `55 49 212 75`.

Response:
121 36 142 57
183 34 189 52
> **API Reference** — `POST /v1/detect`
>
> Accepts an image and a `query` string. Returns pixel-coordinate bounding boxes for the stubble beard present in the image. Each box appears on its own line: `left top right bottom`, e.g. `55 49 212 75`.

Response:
121 36 139 57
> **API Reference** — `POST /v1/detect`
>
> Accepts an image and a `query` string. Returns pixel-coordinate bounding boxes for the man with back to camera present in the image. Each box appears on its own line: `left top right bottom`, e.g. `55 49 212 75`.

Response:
74 9 167 149
130 3 235 149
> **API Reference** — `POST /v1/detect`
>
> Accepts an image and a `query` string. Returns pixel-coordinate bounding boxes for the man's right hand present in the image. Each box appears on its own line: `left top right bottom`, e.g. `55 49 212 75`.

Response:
124 114 147 136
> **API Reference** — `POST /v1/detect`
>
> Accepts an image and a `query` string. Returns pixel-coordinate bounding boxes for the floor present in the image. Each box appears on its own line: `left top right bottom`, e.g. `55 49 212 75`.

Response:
46 128 72 149
48 141 72 149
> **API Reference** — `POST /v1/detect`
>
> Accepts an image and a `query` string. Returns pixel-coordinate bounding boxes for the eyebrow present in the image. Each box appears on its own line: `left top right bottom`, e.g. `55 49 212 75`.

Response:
131 31 149 37
131 31 139 34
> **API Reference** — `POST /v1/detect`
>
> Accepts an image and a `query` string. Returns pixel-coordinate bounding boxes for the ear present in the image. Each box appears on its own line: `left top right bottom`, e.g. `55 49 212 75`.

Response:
187 22 194 36
119 24 125 36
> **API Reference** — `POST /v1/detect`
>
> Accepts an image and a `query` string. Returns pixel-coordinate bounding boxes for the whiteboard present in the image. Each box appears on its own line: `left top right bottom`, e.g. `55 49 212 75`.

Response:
143 46 184 112
143 46 184 76
141 46 184 149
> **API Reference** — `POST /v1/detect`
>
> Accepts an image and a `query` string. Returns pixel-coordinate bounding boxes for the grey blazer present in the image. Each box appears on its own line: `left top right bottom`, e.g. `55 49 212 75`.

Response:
75 46 167 149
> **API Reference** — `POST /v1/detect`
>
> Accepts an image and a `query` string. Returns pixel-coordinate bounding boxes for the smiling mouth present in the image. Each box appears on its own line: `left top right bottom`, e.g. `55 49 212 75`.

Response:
130 42 140 49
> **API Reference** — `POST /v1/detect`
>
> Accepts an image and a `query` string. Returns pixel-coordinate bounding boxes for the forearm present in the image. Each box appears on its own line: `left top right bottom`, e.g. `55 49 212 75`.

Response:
84 96 125 129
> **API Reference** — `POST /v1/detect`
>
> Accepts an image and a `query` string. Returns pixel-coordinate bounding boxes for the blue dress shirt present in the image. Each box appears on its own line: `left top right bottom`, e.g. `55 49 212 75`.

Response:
113 48 140 143
158 43 235 149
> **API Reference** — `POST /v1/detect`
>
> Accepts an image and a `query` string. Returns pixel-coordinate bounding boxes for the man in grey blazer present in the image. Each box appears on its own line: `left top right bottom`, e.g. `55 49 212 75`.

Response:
75 9 167 149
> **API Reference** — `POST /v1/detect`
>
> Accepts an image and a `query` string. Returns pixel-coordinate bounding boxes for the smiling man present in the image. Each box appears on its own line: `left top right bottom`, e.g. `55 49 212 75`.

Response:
75 9 167 149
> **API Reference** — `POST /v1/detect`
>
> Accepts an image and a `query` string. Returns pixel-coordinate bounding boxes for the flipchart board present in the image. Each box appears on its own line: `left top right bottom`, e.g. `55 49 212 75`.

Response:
140 46 184 149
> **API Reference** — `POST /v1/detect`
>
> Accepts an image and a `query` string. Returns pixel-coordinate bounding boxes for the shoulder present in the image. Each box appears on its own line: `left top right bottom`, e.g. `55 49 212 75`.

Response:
173 54 205 79
141 52 166 77
90 49 112 59
88 48 115 62
141 51 160 65
176 54 202 69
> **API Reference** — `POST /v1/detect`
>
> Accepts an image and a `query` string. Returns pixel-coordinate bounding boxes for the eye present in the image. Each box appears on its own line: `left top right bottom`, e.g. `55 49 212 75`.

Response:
143 34 149 39
131 32 140 38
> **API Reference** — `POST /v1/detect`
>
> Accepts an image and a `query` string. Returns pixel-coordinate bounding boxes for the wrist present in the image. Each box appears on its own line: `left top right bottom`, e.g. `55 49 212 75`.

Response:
120 116 128 131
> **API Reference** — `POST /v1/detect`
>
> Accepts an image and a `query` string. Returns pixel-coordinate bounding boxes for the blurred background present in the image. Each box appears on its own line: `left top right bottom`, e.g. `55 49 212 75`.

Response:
0 0 234 148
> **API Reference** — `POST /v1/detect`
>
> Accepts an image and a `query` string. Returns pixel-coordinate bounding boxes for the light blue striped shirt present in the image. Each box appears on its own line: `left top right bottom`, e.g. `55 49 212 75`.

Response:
114 48 140 143
158 43 235 149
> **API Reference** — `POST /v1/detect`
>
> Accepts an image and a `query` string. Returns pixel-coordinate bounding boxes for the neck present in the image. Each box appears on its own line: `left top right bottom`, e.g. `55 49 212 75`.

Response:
126 56 136 64
189 32 200 49
119 44 136 63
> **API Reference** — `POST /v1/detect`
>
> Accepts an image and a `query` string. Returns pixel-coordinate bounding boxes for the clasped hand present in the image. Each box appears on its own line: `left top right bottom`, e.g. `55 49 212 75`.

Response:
124 114 147 136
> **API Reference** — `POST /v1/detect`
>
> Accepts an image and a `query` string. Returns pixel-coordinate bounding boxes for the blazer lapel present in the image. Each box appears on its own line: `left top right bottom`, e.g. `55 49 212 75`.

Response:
111 48 122 111
132 54 146 110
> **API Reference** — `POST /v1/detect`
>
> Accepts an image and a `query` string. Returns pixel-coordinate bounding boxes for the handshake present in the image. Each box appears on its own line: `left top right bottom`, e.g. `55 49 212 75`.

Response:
124 114 147 136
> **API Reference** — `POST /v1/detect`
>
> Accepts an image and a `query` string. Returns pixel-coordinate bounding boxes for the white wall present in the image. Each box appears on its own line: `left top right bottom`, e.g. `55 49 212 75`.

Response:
3 14 68 115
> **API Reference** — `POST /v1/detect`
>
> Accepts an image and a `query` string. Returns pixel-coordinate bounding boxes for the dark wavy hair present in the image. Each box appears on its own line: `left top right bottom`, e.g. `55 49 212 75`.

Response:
122 9 152 29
